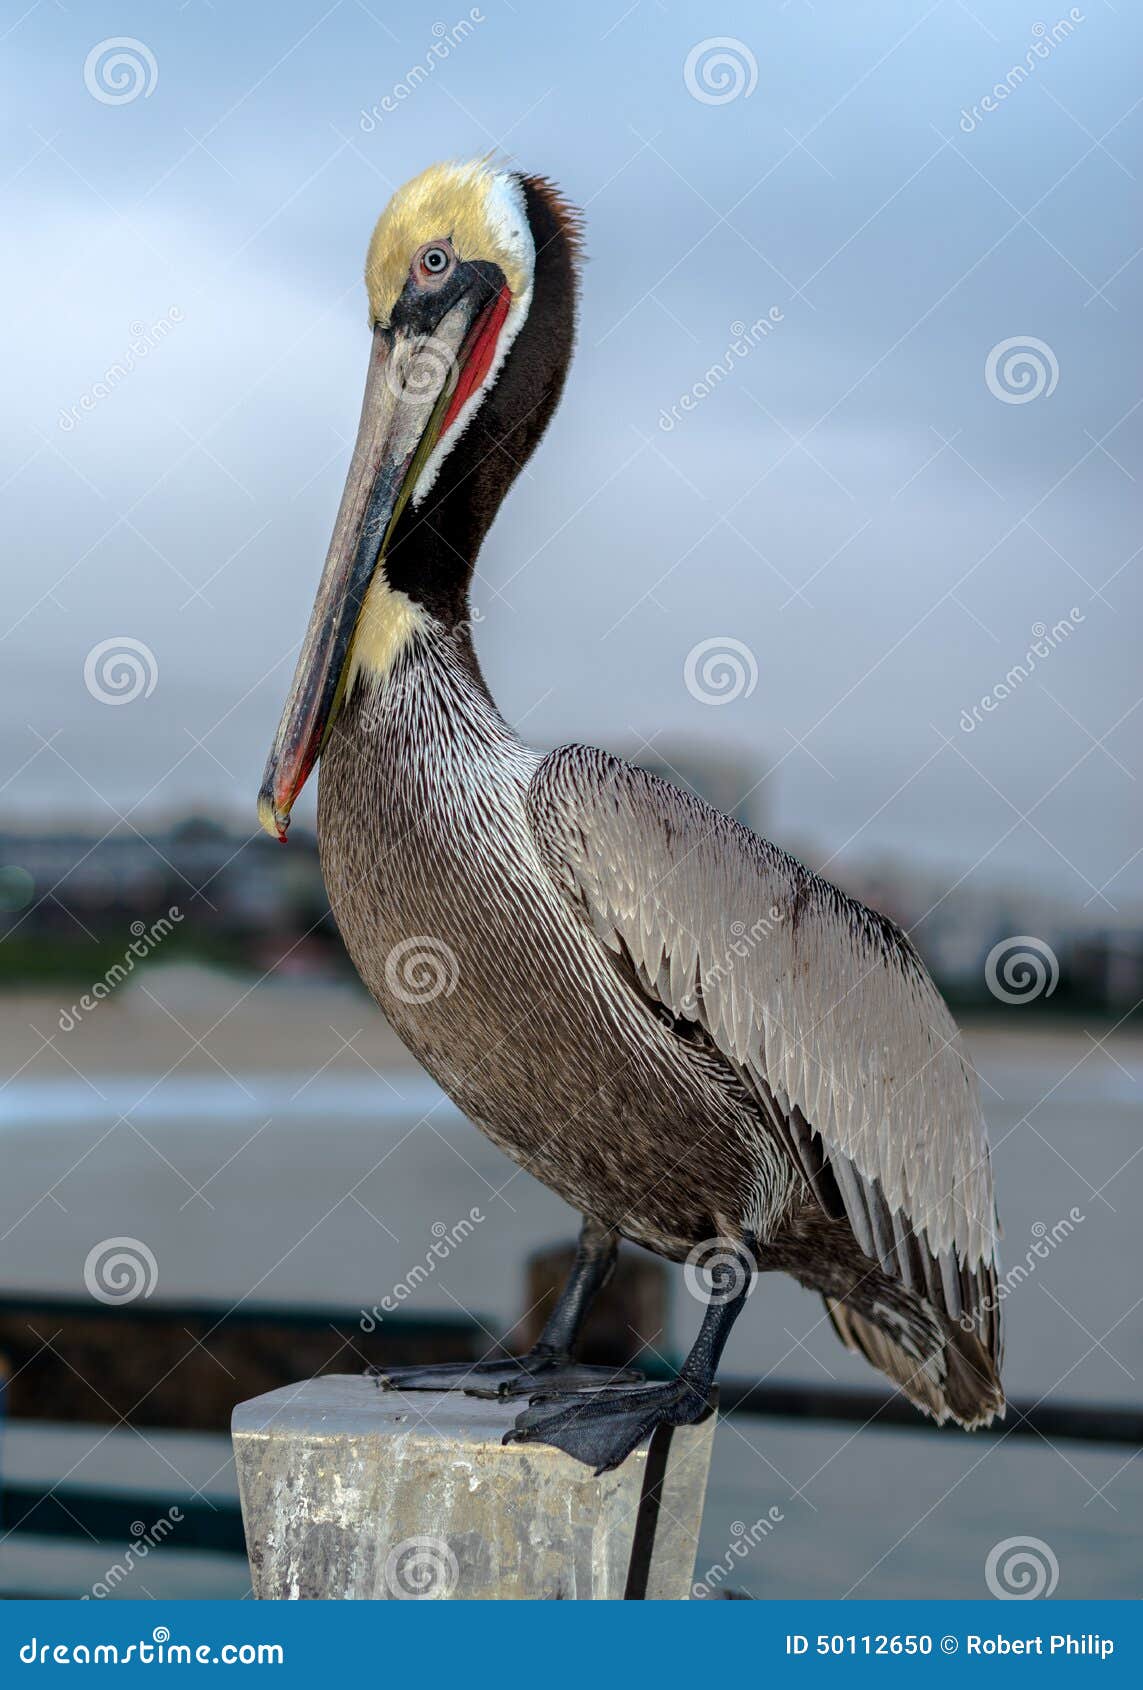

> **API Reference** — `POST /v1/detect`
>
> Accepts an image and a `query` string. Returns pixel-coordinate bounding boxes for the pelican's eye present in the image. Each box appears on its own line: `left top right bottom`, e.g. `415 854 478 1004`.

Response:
417 242 453 280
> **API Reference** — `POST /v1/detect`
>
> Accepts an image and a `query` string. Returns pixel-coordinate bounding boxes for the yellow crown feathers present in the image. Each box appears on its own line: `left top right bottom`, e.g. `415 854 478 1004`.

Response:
365 159 533 327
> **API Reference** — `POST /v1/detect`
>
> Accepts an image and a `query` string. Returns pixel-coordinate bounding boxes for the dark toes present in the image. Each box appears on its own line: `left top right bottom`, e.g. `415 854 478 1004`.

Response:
463 1378 527 1400
503 1404 653 1472
482 1363 643 1401
370 1359 517 1393
465 1360 643 1401
503 1381 713 1473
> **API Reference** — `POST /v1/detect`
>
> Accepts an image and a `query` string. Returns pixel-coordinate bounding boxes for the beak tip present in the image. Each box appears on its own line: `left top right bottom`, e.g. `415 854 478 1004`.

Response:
257 786 290 845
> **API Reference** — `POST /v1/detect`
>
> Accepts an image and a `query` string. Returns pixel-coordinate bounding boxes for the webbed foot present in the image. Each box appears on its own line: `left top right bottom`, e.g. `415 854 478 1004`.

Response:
370 1356 520 1393
503 1377 714 1473
465 1357 643 1399
371 1348 643 1399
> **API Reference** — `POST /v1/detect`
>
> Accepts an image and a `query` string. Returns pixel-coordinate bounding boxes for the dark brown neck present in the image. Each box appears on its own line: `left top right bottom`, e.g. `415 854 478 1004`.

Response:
379 176 581 627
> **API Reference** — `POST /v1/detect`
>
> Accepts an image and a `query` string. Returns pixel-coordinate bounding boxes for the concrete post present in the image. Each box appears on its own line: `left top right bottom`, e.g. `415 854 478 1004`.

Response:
232 1374 716 1600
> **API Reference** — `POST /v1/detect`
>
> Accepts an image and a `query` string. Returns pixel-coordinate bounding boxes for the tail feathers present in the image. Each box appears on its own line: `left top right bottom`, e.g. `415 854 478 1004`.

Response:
825 1296 1005 1430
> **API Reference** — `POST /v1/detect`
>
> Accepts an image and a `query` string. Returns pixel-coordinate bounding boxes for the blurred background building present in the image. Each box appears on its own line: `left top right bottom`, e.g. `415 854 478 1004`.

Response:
4 751 1141 1013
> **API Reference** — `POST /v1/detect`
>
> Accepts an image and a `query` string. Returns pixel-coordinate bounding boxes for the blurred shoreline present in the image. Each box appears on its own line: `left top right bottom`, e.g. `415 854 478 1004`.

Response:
4 974 1140 1081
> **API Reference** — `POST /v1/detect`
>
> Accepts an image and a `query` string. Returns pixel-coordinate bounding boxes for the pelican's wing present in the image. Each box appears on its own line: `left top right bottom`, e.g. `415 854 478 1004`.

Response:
527 745 1000 1362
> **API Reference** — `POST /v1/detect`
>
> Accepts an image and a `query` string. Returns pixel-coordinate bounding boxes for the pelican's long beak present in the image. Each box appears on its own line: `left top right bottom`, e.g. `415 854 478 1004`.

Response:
258 282 509 841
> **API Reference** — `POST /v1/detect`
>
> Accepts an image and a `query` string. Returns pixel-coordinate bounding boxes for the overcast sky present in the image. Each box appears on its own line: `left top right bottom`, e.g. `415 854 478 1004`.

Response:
2 0 1140 914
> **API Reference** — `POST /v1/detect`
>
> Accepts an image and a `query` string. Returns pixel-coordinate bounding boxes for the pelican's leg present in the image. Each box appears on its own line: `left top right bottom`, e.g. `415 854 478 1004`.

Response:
372 1216 643 1396
504 1240 754 1473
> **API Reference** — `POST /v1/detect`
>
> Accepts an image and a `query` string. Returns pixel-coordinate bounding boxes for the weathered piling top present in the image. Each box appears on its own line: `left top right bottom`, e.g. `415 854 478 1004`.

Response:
233 1374 717 1600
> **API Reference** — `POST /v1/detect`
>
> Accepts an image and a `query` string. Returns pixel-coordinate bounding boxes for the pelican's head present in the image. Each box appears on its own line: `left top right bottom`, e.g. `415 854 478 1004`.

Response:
258 159 581 840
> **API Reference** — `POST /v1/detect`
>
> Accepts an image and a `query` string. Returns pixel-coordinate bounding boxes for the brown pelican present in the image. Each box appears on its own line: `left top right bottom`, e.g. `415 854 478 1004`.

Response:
259 159 1003 1471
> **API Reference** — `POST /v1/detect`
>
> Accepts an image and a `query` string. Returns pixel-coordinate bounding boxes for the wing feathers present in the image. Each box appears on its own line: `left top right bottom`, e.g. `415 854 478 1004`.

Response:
527 745 1001 1368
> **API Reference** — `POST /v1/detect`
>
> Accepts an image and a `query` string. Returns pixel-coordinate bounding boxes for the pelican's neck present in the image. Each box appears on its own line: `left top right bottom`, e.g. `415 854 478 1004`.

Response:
319 586 533 918
345 572 499 731
344 573 432 699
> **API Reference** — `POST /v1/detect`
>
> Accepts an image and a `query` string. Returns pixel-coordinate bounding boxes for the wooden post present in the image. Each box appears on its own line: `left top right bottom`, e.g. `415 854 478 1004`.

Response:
232 1374 716 1600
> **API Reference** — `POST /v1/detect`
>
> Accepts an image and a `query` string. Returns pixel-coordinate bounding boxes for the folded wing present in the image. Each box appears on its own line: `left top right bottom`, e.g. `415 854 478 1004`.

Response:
526 745 1001 1381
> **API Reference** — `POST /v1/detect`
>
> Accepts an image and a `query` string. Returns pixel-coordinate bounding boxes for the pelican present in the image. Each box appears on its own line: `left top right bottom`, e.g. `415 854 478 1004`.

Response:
259 159 1003 1471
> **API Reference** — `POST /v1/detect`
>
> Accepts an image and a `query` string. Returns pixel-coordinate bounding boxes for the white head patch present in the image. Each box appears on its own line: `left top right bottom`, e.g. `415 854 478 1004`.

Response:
411 170 535 506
